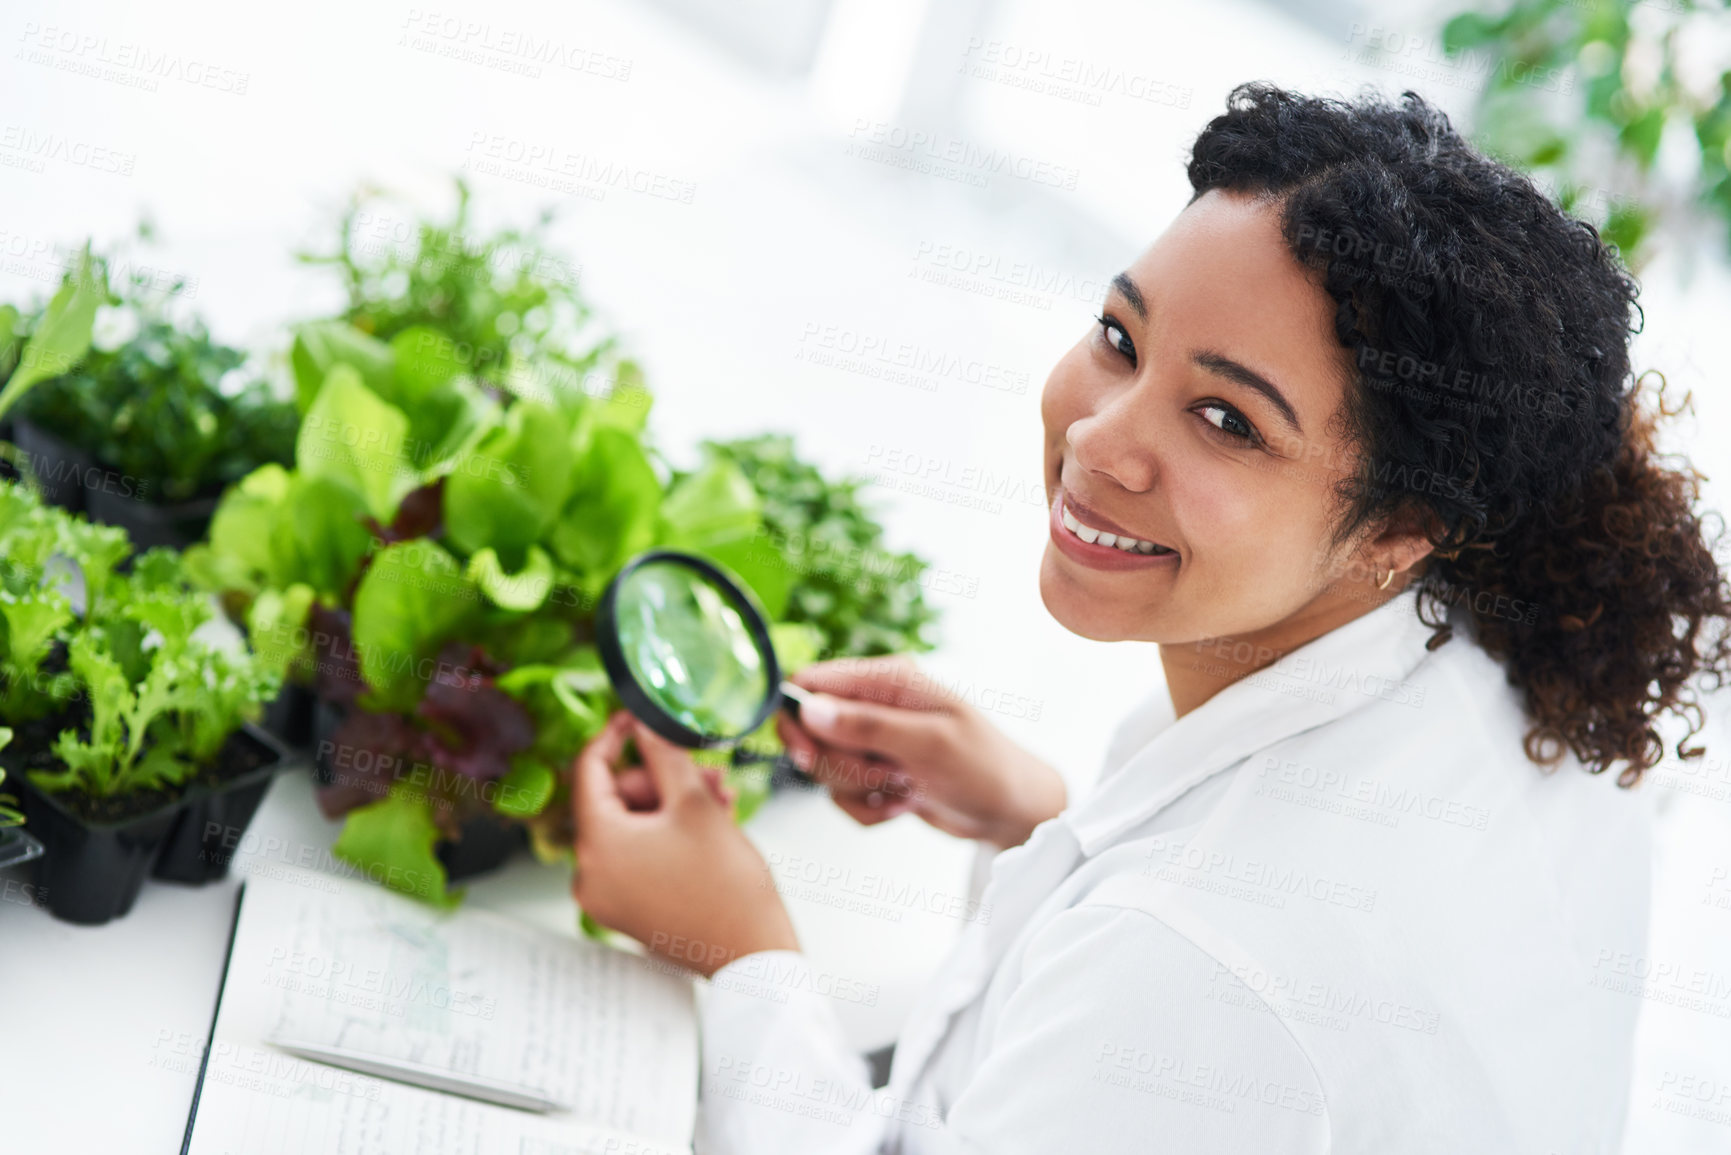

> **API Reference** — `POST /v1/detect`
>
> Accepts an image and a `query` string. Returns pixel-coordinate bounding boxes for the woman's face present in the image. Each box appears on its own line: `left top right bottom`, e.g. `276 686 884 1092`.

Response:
1040 189 1378 646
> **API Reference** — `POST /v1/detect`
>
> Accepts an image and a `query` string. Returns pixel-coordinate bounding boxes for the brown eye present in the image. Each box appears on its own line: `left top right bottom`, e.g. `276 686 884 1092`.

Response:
1096 314 1135 362
1198 402 1257 443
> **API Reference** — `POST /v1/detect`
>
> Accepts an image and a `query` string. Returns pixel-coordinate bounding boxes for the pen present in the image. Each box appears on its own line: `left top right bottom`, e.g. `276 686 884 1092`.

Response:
269 1038 569 1113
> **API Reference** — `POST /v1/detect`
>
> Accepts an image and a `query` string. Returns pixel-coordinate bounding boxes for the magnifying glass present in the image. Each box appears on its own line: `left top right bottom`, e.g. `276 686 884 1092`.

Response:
595 550 813 749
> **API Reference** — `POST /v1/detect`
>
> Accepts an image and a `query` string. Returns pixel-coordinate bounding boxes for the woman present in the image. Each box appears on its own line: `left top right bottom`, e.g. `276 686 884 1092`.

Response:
571 84 1731 1153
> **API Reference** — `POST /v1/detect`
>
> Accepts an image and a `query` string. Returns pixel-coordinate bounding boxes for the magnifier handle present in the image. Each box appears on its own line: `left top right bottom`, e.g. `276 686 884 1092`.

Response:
776 682 892 769
777 681 811 718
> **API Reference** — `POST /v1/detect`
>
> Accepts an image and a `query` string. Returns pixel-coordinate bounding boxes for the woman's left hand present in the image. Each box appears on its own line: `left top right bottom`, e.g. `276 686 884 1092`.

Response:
572 709 800 978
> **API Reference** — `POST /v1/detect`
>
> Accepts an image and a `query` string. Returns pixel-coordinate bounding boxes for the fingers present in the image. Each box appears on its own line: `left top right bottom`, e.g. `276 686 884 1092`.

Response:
795 690 948 765
576 711 730 825
573 711 635 828
775 712 823 774
613 762 727 811
788 654 947 713
832 790 914 826
628 716 710 805
828 771 917 822
776 712 915 804
700 765 734 808
614 767 658 811
808 749 917 826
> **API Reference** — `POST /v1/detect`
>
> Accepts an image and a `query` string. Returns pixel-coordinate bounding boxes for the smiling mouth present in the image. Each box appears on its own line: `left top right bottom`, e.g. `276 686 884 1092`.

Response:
1058 498 1176 556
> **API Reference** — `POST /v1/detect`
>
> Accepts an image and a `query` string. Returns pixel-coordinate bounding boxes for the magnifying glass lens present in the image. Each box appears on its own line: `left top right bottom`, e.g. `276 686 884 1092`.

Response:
612 558 773 742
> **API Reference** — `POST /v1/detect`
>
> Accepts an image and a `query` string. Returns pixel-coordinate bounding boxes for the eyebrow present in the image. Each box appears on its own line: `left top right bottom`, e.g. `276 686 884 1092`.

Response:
1110 271 1146 320
1109 270 1304 436
1193 351 1303 435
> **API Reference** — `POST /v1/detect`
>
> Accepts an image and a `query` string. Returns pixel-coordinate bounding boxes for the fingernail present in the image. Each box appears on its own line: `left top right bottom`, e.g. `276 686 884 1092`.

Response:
802 694 837 732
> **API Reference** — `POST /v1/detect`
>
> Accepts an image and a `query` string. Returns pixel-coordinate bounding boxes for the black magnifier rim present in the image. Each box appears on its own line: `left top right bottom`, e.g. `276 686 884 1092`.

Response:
595 549 783 749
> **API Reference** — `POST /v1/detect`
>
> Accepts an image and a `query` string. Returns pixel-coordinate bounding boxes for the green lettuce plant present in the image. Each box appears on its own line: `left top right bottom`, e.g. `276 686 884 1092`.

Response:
186 182 939 910
0 480 279 804
0 246 103 430
0 728 22 827
296 178 602 391
1 236 298 510
693 434 939 660
0 479 127 723
190 324 821 905
19 295 297 506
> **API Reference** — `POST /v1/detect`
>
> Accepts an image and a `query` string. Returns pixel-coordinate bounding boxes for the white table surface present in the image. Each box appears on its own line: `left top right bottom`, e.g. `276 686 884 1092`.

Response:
0 757 977 1153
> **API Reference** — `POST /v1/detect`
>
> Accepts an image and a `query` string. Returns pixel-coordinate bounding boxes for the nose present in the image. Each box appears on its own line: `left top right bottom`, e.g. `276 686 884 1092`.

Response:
1066 392 1158 494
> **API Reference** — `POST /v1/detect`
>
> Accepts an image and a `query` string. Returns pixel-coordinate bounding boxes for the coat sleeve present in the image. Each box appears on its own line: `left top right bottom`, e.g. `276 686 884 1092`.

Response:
695 949 892 1155
695 905 1332 1154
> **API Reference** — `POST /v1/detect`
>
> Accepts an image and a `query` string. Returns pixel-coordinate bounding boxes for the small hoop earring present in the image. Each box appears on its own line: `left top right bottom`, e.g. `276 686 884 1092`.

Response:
1377 568 1396 591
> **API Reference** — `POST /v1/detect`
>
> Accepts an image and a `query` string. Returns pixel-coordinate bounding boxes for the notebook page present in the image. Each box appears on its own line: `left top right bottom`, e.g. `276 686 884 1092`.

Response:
196 867 696 1150
185 1042 687 1155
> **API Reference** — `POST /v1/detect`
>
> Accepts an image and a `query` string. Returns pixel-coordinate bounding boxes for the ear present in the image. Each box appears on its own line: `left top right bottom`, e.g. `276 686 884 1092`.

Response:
1367 504 1443 580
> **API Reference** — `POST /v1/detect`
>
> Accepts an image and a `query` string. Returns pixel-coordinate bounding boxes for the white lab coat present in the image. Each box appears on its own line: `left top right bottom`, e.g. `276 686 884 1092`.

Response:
694 586 1652 1153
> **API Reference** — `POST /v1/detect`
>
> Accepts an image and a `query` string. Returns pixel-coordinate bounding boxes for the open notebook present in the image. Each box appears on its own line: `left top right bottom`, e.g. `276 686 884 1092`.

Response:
182 866 697 1155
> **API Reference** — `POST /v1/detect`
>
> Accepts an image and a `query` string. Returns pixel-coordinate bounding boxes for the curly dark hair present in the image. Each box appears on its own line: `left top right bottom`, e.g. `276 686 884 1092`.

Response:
1187 82 1731 786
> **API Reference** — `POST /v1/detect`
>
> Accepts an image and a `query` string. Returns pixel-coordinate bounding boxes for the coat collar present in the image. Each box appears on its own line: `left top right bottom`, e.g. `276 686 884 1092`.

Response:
1063 586 1440 857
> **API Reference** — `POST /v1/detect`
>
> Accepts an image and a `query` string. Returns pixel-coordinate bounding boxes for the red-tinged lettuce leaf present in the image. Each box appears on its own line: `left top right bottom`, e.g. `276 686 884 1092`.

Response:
307 603 368 708
416 643 534 782
365 478 445 544
350 539 475 713
316 643 534 828
314 706 430 818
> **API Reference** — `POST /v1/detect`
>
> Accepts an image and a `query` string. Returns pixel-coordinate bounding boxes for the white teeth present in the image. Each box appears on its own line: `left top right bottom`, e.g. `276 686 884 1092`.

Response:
1062 503 1101 544
1061 500 1171 556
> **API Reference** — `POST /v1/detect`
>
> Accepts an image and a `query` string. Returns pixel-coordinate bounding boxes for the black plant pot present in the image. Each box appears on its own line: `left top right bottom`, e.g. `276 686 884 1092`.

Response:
12 417 91 512
261 680 317 751
437 810 529 883
14 774 187 925
311 699 345 785
153 725 289 885
83 479 220 552
0 826 45 870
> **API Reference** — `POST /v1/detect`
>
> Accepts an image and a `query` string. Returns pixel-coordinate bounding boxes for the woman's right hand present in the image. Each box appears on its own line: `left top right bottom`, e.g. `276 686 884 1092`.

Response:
774 655 1066 850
